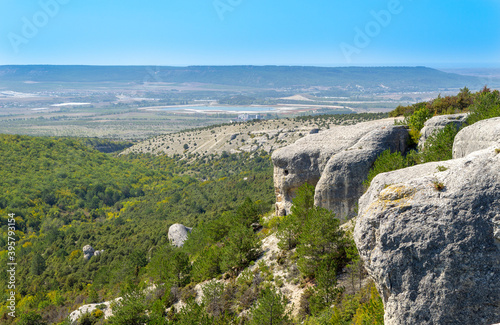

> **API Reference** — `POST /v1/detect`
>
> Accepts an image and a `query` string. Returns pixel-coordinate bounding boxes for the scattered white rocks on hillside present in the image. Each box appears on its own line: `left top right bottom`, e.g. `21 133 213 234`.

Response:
354 119 500 324
69 297 122 324
242 234 305 317
272 118 408 218
168 223 192 247
169 233 305 318
121 116 378 157
418 113 468 148
452 116 500 158
69 285 159 324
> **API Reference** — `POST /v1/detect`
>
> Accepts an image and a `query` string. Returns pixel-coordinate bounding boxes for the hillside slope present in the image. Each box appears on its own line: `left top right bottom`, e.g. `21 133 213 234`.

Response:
123 113 389 157
0 65 482 91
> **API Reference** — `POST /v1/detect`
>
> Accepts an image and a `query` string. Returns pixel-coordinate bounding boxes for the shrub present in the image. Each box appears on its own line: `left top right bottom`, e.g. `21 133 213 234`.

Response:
436 165 448 172
248 288 292 325
404 106 433 144
466 88 500 125
420 123 458 163
432 180 445 191
201 280 226 318
180 284 197 302
107 291 149 325
18 311 48 325
363 150 408 189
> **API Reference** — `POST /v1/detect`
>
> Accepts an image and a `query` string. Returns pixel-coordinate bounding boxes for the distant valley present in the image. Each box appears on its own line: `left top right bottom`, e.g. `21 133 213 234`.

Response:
0 65 495 140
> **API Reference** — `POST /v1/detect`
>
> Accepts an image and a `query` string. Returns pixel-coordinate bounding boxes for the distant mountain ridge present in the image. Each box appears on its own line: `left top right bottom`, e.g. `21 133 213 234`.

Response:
0 65 482 91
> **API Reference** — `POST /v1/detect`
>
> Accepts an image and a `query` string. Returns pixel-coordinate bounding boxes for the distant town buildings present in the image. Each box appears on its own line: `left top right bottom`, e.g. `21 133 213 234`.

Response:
233 113 264 122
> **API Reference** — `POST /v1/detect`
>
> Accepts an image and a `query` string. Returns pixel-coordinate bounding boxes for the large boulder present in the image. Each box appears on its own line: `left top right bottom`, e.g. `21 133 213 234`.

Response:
168 223 192 247
82 245 95 260
418 113 468 148
354 147 500 325
452 116 500 158
272 118 407 217
314 125 408 218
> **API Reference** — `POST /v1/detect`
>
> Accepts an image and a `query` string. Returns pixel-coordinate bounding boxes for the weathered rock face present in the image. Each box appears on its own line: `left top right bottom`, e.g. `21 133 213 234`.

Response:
453 116 500 158
314 125 409 218
168 223 192 247
418 113 468 148
272 119 408 217
354 147 500 325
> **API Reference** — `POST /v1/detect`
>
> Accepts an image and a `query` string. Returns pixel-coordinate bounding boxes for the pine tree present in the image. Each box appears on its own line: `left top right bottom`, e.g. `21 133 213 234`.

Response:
30 253 46 276
277 182 315 250
297 207 344 277
249 288 292 325
220 223 260 273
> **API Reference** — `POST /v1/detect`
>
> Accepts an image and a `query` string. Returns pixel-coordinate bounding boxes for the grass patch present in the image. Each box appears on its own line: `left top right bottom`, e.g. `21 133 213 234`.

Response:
432 180 445 191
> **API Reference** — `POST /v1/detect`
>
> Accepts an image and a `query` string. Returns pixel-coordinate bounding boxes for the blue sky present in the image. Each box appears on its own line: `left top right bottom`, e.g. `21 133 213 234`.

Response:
1 0 499 67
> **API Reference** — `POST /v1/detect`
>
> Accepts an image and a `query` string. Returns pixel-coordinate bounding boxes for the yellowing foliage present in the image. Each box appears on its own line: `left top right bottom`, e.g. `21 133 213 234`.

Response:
107 211 119 219
69 250 81 261
17 294 35 310
92 309 105 318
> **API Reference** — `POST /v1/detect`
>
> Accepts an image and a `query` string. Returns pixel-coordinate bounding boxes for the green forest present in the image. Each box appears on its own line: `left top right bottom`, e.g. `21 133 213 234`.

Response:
0 122 380 324
1 86 499 324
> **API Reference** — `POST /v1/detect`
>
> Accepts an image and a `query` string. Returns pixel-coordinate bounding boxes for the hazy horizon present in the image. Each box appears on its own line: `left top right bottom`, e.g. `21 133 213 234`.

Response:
2 64 500 70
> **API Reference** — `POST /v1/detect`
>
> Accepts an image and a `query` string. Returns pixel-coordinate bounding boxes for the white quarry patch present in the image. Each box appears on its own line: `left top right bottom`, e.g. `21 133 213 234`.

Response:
51 102 91 107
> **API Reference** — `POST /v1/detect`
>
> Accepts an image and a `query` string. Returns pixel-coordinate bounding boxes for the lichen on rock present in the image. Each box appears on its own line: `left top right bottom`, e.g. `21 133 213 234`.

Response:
354 146 500 325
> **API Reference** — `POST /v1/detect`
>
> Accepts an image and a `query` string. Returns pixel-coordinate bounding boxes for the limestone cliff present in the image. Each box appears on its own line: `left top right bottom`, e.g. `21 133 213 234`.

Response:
354 118 500 325
272 119 408 217
314 125 408 218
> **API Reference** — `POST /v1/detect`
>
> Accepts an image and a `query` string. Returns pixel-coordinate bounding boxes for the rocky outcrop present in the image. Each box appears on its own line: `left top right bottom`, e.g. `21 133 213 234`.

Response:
314 125 408 218
354 146 500 325
69 298 120 324
272 119 408 217
83 245 95 260
168 223 192 247
418 113 468 148
83 245 104 260
452 116 500 158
